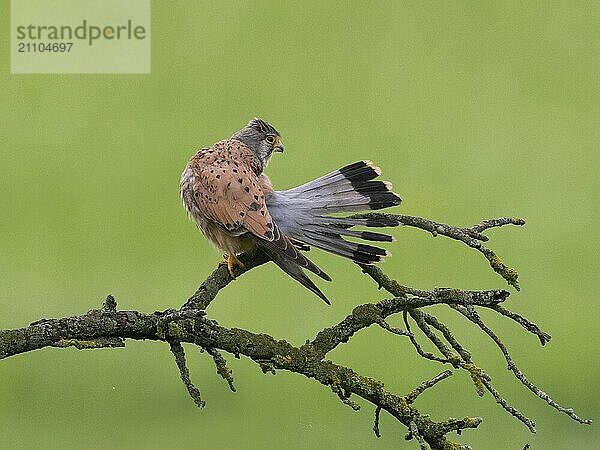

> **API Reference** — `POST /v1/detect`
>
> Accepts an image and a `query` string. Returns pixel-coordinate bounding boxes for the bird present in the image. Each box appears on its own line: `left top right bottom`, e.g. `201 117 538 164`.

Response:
180 118 401 304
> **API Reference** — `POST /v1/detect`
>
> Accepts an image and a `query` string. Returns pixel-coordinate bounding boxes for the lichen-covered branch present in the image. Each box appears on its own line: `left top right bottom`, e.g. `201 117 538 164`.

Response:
169 341 206 408
0 215 591 449
183 251 270 310
350 213 524 290
0 294 480 449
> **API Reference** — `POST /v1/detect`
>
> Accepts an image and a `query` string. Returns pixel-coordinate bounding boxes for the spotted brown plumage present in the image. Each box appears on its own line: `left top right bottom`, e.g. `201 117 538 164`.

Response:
181 118 402 304
188 140 272 239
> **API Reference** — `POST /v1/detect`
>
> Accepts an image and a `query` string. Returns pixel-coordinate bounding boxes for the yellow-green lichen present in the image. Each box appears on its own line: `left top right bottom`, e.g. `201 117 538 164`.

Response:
388 279 408 296
461 416 479 428
447 352 462 367
361 375 385 393
156 323 166 339
216 363 233 380
443 442 466 450
273 354 293 366
463 363 485 396
167 322 186 339
329 373 342 395
488 255 520 289
351 304 380 325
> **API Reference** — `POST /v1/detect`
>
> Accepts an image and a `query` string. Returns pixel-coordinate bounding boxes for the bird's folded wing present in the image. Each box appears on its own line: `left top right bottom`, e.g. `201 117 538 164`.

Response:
193 160 330 282
193 159 274 239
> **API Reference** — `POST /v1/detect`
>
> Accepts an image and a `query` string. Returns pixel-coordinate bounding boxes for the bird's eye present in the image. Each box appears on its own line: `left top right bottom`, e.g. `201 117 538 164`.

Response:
265 135 276 144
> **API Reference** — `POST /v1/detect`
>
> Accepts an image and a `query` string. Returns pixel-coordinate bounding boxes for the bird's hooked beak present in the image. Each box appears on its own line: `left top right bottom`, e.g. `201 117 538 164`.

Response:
274 137 285 153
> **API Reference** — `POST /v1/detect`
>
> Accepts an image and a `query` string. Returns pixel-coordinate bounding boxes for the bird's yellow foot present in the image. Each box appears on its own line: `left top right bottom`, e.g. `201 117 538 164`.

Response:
219 254 245 278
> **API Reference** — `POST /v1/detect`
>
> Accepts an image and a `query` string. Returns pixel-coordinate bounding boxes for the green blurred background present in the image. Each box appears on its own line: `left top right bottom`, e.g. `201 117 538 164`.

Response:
1 1 598 448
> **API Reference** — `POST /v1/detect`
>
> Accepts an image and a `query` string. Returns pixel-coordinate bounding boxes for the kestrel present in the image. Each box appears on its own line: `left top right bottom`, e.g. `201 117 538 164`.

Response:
180 118 401 304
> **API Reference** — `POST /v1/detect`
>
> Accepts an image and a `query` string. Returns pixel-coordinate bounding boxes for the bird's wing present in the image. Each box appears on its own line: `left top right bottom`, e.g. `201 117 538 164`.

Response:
193 153 274 239
190 144 330 284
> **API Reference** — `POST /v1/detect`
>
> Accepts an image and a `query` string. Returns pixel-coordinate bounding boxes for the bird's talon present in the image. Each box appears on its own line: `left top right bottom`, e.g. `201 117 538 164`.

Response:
220 254 245 278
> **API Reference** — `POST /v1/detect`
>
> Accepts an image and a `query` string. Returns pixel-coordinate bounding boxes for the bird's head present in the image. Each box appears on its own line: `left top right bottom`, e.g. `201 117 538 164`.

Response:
231 118 284 170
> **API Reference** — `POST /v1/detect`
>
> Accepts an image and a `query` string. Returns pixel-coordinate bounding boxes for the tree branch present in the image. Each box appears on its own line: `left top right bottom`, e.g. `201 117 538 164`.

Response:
0 215 591 449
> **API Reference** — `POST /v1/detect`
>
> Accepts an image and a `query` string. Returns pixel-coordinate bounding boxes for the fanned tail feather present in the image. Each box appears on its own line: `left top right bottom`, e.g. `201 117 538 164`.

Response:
267 161 401 266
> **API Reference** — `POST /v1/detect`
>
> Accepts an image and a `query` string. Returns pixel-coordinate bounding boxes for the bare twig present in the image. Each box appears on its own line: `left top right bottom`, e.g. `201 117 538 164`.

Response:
491 304 552 345
377 317 412 337
405 370 453 403
403 311 448 363
480 375 536 432
373 406 382 437
455 304 592 425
